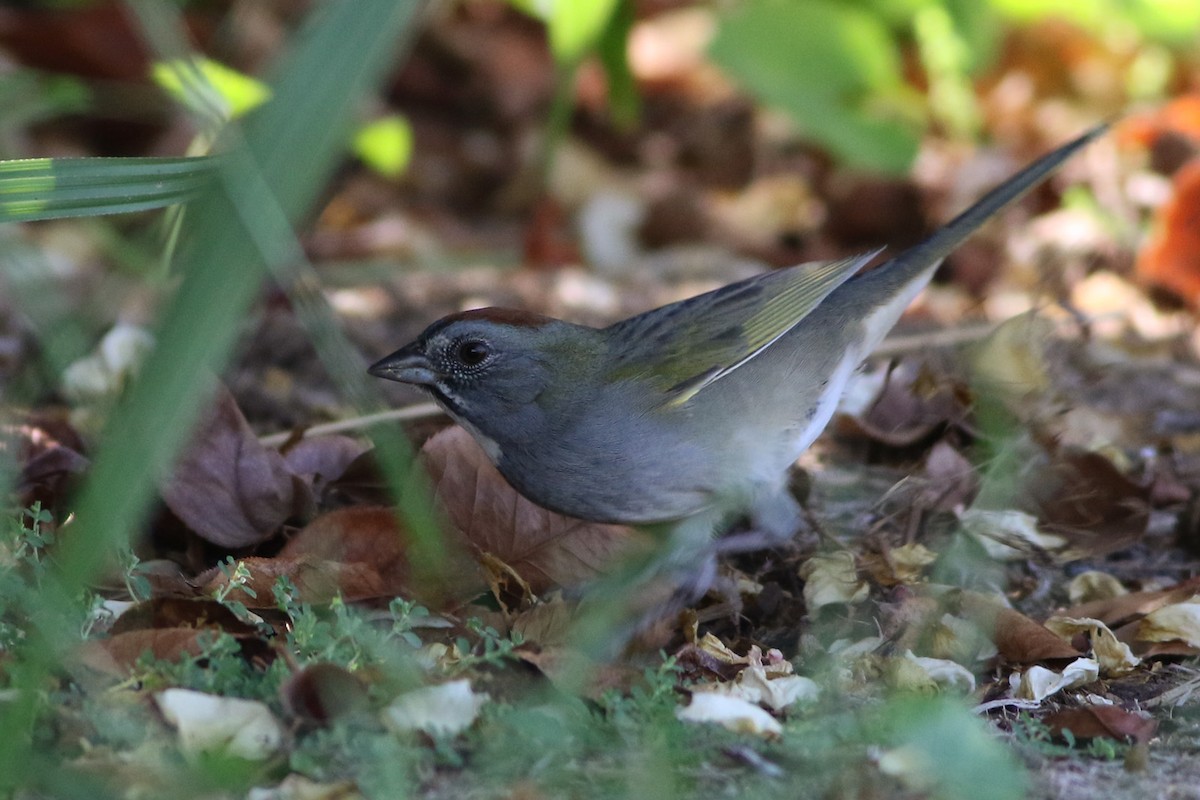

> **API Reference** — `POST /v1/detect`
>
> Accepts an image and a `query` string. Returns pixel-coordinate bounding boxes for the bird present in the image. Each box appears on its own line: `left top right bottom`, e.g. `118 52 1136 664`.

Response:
369 125 1107 553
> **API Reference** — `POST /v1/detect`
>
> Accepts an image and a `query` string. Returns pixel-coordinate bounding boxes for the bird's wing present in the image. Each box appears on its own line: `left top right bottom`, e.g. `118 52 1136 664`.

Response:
605 251 878 408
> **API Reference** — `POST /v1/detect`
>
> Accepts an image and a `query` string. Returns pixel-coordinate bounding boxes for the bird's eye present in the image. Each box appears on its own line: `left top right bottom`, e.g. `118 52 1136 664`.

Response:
456 339 491 367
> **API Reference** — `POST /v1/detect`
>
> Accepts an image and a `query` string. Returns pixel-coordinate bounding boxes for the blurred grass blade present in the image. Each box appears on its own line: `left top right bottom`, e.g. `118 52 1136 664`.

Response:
0 156 217 222
27 0 425 666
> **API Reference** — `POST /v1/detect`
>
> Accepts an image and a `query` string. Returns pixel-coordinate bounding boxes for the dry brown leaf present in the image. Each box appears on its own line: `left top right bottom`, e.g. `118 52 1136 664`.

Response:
961 593 1082 664
1043 705 1158 745
420 425 646 594
987 446 1151 561
198 555 395 607
78 628 213 677
161 386 314 548
281 435 371 495
1062 575 1200 630
835 361 971 448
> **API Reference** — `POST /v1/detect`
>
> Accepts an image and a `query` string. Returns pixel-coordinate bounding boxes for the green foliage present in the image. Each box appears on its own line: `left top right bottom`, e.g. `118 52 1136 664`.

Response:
352 114 415 178
710 0 925 173
991 0 1200 46
879 695 1029 800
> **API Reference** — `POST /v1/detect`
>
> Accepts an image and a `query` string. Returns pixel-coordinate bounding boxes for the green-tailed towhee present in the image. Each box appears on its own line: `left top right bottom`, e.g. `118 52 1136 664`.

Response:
370 125 1107 542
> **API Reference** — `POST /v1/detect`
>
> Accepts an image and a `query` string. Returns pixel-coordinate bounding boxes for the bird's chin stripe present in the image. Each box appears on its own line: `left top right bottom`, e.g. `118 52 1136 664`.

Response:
428 384 466 418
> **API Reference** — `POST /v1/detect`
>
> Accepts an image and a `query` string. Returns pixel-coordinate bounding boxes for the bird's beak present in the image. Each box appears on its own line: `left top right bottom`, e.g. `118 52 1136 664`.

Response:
368 345 437 386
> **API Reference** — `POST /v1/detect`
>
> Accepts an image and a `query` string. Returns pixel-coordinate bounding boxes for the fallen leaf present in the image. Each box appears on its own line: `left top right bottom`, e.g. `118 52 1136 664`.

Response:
1019 448 1150 560
1062 575 1200 630
281 435 371 495
420 426 646 594
676 692 781 737
1043 705 1158 745
800 551 868 611
78 628 213 677
1067 571 1128 606
835 361 971 448
1042 616 1140 676
895 651 976 694
279 505 484 606
1009 658 1100 702
961 594 1082 664
162 386 314 548
960 509 1064 561
1137 600 1200 649
156 688 285 760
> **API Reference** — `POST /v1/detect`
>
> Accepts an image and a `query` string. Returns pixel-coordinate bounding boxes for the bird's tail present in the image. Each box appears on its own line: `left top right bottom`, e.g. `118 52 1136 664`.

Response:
852 122 1108 351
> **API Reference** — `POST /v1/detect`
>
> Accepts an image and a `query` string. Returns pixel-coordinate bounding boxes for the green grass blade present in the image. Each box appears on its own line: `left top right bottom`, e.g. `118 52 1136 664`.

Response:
0 156 217 222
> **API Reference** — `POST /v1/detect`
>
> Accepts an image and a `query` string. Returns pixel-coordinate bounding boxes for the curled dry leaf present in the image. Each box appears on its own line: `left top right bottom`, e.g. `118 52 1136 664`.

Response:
676 693 782 737
800 551 868 611
835 361 971 448
1017 447 1150 561
895 651 976 694
1137 601 1200 649
1063 575 1200 630
1043 705 1158 745
961 593 1082 664
960 509 1065 561
281 435 371 496
1067 571 1128 606
1043 616 1140 676
1009 658 1100 702
420 425 647 594
161 386 314 548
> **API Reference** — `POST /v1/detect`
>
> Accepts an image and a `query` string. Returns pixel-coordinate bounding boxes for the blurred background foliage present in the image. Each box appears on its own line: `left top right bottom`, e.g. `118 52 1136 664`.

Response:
0 0 1196 797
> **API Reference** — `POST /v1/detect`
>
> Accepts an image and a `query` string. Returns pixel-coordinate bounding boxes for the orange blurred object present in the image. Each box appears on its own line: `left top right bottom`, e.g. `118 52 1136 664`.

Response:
1135 158 1200 305
1117 95 1200 150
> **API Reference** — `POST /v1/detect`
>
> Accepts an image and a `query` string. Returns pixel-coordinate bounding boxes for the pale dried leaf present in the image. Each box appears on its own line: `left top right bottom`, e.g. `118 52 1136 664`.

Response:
1010 658 1100 702
961 509 1065 561
382 679 489 736
676 692 781 736
800 551 868 610
1068 571 1128 605
155 689 284 760
1137 600 1200 648
1043 616 1140 675
901 651 976 693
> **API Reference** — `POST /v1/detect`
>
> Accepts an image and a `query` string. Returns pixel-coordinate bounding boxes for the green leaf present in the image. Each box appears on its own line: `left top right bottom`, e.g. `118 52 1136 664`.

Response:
0 156 216 222
152 57 272 122
597 0 639 128
710 0 922 173
353 115 414 178
510 0 620 63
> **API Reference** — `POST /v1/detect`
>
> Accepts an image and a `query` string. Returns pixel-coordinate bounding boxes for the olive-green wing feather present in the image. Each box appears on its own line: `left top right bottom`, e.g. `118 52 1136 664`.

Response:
605 251 879 407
